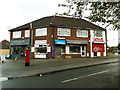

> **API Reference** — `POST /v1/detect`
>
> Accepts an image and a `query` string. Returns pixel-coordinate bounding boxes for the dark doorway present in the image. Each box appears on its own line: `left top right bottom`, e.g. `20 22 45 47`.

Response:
94 52 97 56
55 46 62 58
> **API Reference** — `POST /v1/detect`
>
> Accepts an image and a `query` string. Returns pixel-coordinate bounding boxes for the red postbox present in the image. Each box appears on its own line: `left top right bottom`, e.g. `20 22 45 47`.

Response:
25 49 30 66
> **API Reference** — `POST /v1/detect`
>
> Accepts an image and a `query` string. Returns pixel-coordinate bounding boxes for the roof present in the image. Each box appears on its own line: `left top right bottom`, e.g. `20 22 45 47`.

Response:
9 16 106 31
0 40 10 49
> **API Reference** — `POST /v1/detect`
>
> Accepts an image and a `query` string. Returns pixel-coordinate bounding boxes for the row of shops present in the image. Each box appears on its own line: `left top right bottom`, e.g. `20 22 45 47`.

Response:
9 38 106 59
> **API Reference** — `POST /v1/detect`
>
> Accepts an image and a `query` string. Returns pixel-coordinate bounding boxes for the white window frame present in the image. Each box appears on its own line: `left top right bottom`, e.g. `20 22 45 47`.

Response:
25 30 30 37
57 28 70 36
36 28 47 36
76 30 88 37
13 31 21 38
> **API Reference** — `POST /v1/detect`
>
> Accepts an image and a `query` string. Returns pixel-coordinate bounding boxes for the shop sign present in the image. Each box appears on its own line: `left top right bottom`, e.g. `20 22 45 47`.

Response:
93 38 103 42
10 39 30 45
55 40 66 45
58 37 65 40
92 44 104 52
35 40 47 45
31 47 35 52
47 47 51 52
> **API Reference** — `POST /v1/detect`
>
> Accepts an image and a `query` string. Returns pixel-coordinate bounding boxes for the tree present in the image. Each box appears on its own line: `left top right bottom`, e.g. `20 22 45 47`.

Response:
58 0 120 30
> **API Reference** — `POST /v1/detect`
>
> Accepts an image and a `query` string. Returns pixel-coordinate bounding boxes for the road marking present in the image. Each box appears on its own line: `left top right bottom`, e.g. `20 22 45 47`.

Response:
61 70 110 83
0 77 8 82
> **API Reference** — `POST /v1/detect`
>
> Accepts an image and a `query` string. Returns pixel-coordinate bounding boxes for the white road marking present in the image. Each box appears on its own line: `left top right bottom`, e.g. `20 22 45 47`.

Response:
0 77 8 82
61 70 110 83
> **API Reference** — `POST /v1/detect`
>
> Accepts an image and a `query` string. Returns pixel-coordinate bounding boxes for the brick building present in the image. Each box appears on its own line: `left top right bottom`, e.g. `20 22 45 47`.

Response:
9 16 107 59
0 40 10 56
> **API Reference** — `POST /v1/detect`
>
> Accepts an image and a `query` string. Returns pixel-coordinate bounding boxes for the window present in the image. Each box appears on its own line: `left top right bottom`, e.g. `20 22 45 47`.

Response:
35 47 47 54
25 30 30 37
57 28 70 36
36 28 47 36
94 31 103 37
77 30 88 37
69 45 81 53
13 31 21 38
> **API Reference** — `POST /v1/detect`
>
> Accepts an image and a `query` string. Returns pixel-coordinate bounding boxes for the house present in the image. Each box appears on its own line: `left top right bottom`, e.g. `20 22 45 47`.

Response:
0 40 10 56
9 15 107 59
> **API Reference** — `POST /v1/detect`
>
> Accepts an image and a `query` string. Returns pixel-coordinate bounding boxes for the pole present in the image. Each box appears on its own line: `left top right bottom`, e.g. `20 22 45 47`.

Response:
30 22 33 59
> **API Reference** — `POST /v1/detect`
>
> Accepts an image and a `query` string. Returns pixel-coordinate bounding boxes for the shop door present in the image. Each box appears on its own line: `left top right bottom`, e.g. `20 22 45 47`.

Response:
21 46 25 58
94 52 97 56
12 46 21 59
55 46 62 58
81 46 86 56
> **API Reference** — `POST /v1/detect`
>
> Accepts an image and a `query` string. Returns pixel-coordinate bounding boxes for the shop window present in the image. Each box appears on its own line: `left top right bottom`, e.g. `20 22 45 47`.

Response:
77 30 88 37
36 28 47 36
69 45 80 54
94 31 103 37
25 30 30 37
35 47 47 54
61 46 65 54
57 28 70 36
13 31 21 38
13 47 20 54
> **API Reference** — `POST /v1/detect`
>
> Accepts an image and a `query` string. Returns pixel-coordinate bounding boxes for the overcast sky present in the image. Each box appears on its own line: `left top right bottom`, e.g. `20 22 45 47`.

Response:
0 0 118 47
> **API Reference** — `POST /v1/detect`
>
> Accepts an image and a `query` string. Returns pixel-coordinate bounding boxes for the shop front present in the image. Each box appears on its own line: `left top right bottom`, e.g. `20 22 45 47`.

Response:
55 40 66 58
92 38 105 57
10 39 31 59
92 43 105 56
55 40 88 58
64 40 88 58
34 40 48 58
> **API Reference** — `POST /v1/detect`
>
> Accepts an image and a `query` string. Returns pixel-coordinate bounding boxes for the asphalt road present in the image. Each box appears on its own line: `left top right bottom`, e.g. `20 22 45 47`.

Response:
2 62 119 88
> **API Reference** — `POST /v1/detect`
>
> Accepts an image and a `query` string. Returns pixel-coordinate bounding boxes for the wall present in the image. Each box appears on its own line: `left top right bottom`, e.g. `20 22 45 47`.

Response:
10 27 91 58
0 49 9 55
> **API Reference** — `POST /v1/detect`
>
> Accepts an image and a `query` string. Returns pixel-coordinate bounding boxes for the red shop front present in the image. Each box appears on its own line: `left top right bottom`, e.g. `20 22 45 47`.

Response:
92 43 105 56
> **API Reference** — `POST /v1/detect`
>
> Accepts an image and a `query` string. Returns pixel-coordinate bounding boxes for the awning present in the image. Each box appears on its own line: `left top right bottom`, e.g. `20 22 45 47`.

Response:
66 40 88 45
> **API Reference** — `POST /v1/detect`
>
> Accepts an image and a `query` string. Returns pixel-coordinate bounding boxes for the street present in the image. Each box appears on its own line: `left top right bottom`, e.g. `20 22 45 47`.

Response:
2 61 119 88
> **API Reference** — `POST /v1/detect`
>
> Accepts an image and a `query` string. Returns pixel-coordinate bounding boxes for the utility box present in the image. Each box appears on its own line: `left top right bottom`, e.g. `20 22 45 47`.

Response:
25 49 30 66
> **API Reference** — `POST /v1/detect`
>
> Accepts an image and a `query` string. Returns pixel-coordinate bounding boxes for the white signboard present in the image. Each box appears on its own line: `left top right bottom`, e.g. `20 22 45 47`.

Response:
31 47 35 52
87 53 89 57
35 40 47 45
47 47 51 52
58 37 65 39
35 54 46 58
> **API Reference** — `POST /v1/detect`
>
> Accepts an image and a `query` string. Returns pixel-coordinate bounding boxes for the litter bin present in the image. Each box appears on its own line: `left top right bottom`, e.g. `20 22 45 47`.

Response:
25 49 30 66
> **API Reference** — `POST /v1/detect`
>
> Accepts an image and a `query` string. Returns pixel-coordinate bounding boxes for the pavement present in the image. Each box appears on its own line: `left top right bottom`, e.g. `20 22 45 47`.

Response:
0 53 119 80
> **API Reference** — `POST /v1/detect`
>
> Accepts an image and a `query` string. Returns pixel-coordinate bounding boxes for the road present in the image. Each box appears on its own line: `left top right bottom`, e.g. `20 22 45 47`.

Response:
2 62 119 88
